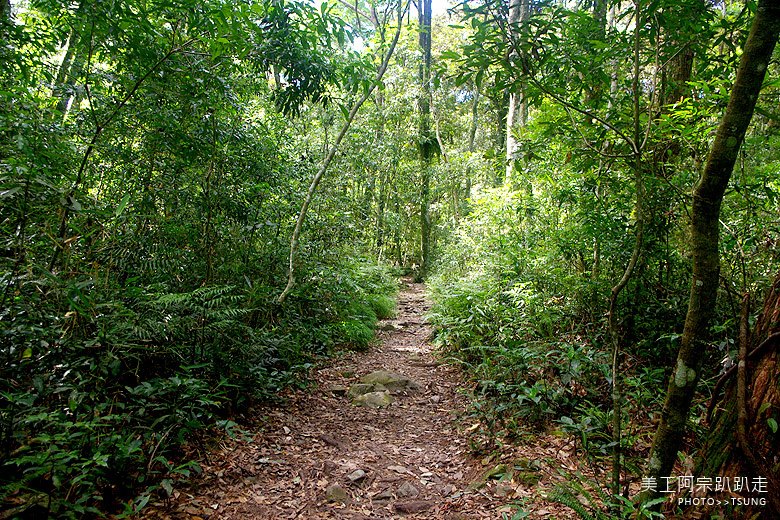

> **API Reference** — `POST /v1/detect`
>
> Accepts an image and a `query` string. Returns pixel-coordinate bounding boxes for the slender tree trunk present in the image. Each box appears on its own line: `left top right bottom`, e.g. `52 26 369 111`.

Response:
53 5 88 119
583 0 607 116
418 0 433 278
504 0 529 186
0 0 11 23
607 1 645 499
376 169 387 255
375 90 387 255
640 0 780 506
278 2 405 303
468 85 479 152
493 91 508 186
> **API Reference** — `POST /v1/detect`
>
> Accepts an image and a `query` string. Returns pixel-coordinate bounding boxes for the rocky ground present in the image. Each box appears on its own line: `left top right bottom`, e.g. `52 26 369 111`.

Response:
141 280 581 519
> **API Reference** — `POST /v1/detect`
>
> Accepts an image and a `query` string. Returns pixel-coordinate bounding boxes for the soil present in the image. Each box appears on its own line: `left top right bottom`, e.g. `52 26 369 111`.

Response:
141 279 579 519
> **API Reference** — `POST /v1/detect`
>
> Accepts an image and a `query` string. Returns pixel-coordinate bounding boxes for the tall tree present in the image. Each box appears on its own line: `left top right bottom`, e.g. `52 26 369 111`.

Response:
641 0 780 505
418 0 433 278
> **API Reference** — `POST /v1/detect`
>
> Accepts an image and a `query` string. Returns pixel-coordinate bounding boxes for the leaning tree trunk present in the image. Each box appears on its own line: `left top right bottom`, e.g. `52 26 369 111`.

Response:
640 0 780 507
694 273 780 519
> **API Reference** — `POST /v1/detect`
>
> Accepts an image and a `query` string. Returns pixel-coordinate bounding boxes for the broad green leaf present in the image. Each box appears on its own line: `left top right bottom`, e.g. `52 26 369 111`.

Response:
115 193 131 217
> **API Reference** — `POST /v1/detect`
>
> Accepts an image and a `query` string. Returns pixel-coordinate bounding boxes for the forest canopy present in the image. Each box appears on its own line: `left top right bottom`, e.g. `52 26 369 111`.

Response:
1 0 779 517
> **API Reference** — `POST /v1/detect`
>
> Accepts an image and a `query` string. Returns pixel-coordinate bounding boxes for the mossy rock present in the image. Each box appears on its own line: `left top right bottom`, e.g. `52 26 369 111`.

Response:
470 461 540 491
353 391 393 408
511 458 540 486
325 484 349 504
512 458 537 472
347 382 388 398
359 370 421 394
485 463 510 480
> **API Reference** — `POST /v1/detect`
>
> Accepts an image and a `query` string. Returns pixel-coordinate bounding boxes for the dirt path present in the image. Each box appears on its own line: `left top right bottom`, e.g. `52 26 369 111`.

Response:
144 280 572 519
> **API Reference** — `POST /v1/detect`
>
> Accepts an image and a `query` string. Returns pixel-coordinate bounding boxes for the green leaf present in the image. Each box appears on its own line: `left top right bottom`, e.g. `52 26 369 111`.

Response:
768 417 778 434
0 187 21 199
115 193 131 217
135 494 151 511
161 479 173 496
338 103 349 120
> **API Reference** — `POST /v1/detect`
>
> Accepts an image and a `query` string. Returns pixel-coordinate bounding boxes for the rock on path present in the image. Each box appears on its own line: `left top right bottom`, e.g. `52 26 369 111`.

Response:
140 280 525 519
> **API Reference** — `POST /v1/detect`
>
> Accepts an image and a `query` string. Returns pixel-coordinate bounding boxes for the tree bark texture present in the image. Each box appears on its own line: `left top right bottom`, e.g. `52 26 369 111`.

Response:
1 0 10 23
694 273 780 519
53 17 85 116
641 0 780 506
418 0 432 278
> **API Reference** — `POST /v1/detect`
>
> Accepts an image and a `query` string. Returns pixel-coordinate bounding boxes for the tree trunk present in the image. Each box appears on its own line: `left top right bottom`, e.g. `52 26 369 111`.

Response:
0 0 11 23
53 22 83 115
468 85 479 152
418 0 433 279
376 168 387 255
695 273 780 518
374 89 386 256
606 1 645 499
640 0 780 506
583 0 607 115
492 90 508 186
504 0 529 186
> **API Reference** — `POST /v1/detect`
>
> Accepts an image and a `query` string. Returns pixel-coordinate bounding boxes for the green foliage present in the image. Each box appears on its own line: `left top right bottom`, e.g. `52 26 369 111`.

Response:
3 0 779 516
547 474 665 520
0 0 402 514
0 256 397 517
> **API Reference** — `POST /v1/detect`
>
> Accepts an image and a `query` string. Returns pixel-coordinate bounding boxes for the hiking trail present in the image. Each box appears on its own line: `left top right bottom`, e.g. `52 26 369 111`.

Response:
143 279 574 519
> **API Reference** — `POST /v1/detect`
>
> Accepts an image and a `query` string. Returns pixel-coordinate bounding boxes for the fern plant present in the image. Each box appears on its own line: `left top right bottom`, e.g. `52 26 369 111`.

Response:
547 475 665 520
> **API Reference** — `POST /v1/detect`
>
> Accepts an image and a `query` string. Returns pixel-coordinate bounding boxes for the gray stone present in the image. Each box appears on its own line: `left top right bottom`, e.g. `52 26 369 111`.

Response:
353 391 393 408
359 370 421 394
378 322 402 331
347 469 367 483
325 484 349 504
373 488 394 501
330 385 348 396
396 481 419 498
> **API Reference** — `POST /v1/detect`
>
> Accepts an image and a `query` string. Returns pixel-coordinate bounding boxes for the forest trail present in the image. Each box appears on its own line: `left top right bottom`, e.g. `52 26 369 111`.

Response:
142 279 570 519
